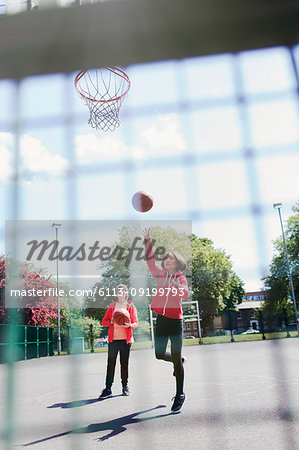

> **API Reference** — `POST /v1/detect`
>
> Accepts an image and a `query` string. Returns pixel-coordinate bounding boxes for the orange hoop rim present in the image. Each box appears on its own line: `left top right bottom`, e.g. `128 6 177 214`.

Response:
74 66 131 103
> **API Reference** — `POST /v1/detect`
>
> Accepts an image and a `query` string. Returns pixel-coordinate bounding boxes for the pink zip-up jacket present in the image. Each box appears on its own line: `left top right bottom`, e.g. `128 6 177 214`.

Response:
145 238 189 319
102 301 139 344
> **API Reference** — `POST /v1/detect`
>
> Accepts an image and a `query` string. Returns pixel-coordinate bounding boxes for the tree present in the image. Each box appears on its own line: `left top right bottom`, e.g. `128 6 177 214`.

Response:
193 235 223 329
263 202 299 328
0 258 58 326
192 235 244 332
253 307 266 339
0 255 6 322
222 273 245 311
221 273 245 338
84 227 245 336
133 320 151 341
69 316 102 340
0 256 82 330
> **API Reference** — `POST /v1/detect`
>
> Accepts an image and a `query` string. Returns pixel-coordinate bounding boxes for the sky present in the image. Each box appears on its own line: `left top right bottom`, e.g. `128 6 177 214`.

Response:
0 45 299 293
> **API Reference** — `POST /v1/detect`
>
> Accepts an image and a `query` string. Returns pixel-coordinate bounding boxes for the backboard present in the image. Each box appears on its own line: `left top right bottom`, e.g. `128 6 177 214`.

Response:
0 0 91 15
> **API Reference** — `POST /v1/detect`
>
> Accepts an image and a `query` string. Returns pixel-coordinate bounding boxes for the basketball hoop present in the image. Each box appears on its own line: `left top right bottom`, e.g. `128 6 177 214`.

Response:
74 67 131 132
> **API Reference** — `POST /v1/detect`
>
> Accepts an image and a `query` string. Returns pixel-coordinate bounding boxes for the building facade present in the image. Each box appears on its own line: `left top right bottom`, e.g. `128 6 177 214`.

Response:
236 291 267 331
211 291 267 334
183 318 199 338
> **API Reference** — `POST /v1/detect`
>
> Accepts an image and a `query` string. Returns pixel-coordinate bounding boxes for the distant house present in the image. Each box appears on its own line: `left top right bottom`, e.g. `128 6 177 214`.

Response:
212 291 267 333
236 291 267 331
183 318 199 338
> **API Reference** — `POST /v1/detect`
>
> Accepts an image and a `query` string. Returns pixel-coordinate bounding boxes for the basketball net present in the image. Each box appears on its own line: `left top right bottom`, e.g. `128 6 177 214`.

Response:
75 67 131 132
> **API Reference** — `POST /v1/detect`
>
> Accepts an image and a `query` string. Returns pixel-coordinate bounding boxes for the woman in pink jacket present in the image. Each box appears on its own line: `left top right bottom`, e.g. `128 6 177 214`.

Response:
142 227 189 413
99 284 138 399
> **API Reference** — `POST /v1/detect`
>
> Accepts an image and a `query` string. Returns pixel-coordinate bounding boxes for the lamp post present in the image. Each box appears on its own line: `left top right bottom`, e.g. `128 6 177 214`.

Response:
52 223 62 354
273 203 299 335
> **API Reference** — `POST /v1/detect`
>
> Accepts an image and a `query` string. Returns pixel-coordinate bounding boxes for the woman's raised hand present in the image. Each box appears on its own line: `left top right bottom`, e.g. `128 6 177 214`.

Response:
141 227 151 240
171 279 181 288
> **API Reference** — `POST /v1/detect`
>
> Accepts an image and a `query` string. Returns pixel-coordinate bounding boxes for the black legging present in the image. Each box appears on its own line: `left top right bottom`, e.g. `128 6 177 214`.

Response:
105 340 131 389
154 314 184 395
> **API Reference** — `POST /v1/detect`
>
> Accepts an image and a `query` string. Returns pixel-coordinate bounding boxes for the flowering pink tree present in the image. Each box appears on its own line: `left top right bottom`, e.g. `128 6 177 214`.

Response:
0 255 6 322
0 256 59 327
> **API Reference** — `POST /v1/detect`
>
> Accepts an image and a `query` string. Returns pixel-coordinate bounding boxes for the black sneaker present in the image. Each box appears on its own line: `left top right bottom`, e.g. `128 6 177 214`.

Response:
122 385 130 396
171 393 186 413
173 356 186 377
98 388 112 399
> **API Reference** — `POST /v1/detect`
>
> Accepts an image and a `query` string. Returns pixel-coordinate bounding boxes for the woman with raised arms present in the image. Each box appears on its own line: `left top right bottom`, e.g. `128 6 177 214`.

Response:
142 227 189 413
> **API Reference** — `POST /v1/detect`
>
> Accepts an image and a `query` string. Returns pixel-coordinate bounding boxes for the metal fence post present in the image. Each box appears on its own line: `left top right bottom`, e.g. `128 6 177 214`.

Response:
90 324 94 353
47 327 49 356
24 325 27 360
36 326 39 358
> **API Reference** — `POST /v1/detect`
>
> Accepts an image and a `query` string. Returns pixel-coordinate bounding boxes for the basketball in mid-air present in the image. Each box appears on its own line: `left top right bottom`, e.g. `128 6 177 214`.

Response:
113 310 130 326
132 191 153 212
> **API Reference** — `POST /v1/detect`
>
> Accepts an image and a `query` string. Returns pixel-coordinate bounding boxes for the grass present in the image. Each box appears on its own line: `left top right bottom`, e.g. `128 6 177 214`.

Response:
200 330 298 345
53 331 298 355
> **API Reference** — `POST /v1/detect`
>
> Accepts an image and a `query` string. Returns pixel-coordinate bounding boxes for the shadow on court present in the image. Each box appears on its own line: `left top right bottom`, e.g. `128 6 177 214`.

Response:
47 394 123 409
23 405 170 446
23 405 299 447
2 341 299 449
